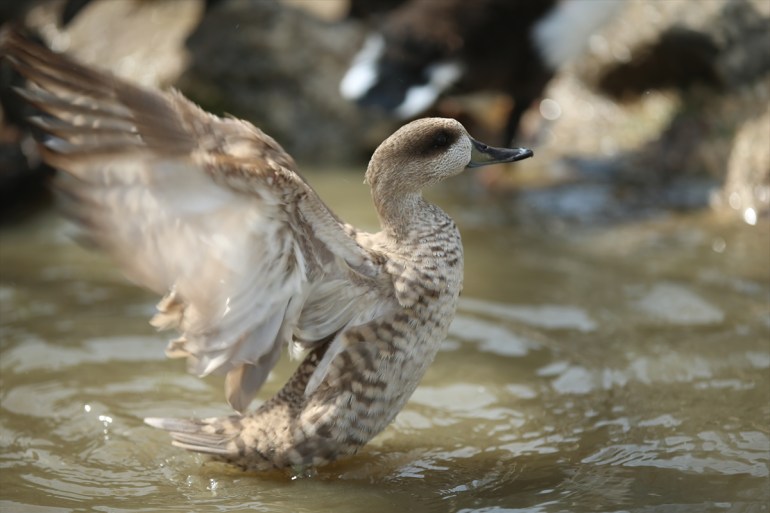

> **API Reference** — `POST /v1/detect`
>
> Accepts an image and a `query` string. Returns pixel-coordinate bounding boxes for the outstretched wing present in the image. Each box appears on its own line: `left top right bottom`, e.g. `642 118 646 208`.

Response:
1 29 390 411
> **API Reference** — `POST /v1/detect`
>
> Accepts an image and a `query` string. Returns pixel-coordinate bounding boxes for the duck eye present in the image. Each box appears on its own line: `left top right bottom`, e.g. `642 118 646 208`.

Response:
432 131 450 148
421 129 455 154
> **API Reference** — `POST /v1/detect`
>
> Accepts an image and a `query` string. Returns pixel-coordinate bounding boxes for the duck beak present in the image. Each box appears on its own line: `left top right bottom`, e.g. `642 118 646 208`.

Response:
467 138 533 168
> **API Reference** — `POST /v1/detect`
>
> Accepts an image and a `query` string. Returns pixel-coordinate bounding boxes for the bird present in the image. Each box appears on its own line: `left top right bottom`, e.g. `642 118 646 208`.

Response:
340 0 626 145
0 28 533 472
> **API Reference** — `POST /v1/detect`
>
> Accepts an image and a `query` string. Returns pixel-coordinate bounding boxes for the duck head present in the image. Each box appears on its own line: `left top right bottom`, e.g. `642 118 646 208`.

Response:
365 118 532 198
365 118 532 233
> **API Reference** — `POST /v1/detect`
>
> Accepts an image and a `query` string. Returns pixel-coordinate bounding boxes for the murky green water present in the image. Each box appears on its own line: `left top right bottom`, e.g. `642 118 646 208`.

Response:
1 171 768 513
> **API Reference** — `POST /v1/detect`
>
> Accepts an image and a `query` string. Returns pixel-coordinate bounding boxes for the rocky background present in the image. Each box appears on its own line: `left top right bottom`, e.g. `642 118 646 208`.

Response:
1 0 768 226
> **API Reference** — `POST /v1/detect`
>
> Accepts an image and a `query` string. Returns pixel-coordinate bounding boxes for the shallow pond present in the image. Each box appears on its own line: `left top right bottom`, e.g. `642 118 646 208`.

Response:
1 171 768 513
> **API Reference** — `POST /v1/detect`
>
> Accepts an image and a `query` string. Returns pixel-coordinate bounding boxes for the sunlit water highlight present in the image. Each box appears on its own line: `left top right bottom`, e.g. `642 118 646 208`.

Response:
1 171 768 512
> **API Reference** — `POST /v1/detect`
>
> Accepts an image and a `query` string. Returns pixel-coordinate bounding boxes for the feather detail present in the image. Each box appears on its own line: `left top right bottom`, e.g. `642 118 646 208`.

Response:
144 417 240 457
1 28 387 412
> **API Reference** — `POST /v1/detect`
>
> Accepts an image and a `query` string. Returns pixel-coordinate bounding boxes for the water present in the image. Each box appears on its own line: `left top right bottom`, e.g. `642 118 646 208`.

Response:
1 171 768 513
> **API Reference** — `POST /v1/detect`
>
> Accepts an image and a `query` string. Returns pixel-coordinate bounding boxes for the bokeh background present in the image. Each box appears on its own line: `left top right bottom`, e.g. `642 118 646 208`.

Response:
1 0 768 225
0 1 768 512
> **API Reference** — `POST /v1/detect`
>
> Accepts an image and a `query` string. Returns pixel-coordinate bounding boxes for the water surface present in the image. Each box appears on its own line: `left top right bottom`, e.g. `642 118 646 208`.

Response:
1 171 768 512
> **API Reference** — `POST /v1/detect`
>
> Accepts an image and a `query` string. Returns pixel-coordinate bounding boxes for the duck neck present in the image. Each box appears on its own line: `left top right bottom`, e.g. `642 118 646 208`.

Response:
372 188 428 241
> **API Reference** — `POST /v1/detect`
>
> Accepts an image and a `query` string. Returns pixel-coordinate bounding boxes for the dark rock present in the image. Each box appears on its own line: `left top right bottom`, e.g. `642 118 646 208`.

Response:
179 0 389 163
502 0 770 224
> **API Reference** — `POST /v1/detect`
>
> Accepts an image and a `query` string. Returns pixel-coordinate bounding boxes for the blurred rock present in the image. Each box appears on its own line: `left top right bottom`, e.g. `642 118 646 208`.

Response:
24 0 205 86
618 0 770 221
484 0 770 225
712 99 770 223
179 0 388 163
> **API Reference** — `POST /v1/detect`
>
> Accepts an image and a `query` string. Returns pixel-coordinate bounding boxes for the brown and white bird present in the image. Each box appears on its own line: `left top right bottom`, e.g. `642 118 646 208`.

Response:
0 29 532 472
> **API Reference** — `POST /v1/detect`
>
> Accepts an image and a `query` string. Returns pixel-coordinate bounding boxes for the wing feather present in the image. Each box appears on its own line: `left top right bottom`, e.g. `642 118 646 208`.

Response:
1 28 391 412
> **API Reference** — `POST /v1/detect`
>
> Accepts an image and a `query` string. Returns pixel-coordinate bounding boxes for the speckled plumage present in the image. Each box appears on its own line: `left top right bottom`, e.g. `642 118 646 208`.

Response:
1 28 532 472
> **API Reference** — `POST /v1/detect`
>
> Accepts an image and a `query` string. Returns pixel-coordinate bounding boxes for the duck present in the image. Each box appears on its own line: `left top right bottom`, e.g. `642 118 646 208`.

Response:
340 0 626 144
0 28 533 472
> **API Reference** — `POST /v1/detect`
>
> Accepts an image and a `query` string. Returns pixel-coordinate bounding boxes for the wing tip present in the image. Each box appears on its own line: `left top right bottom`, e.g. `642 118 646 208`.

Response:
144 416 241 457
0 24 25 52
144 416 205 432
143 416 173 430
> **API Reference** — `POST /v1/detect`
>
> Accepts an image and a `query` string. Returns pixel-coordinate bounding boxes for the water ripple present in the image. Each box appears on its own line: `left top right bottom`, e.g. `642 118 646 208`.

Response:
582 431 769 477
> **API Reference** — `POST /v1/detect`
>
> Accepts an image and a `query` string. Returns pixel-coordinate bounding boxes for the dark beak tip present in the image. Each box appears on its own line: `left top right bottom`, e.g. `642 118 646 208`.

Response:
468 137 534 168
504 147 534 164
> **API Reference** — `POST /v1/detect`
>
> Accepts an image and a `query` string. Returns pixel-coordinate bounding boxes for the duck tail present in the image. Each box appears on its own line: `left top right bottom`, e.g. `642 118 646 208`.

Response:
144 416 244 458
